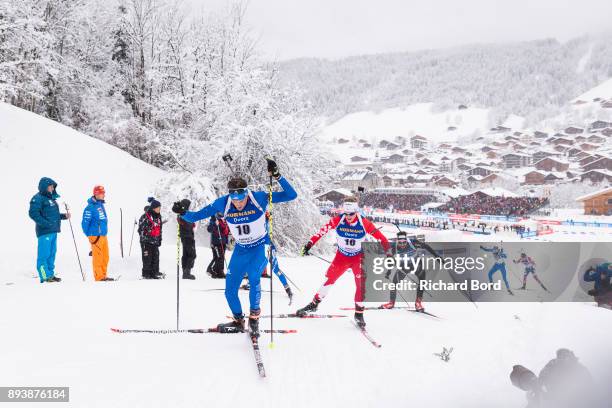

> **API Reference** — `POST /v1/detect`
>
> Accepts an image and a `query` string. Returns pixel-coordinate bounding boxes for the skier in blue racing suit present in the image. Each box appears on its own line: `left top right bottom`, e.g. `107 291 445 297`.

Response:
480 245 513 295
177 158 297 337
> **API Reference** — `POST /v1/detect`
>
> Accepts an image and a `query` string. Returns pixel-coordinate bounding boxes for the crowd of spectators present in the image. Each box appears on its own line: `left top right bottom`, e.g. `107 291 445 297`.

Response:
439 192 548 216
359 193 437 211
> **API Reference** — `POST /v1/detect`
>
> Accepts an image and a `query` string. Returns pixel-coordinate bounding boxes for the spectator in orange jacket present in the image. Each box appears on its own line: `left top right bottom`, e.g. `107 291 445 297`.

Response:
81 185 113 281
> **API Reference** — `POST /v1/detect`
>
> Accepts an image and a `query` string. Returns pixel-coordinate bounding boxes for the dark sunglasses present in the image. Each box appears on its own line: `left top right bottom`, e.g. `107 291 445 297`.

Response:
345 212 356 216
229 188 246 195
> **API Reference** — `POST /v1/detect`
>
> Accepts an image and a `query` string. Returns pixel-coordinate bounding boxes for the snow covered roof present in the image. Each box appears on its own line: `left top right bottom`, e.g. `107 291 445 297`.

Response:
581 169 612 177
439 188 470 198
317 188 354 198
476 187 519 198
421 202 446 210
534 156 569 165
575 186 612 201
342 171 372 181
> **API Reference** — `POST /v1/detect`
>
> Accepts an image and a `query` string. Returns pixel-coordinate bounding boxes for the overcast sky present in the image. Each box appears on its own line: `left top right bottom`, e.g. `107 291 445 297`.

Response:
188 0 612 60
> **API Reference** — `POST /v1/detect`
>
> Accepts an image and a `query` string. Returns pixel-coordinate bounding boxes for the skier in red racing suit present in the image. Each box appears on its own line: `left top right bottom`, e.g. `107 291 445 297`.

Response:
296 197 390 328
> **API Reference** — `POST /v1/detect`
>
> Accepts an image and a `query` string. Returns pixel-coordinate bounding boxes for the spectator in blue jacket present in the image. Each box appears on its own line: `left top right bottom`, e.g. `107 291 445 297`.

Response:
584 262 612 307
28 177 71 283
82 185 113 281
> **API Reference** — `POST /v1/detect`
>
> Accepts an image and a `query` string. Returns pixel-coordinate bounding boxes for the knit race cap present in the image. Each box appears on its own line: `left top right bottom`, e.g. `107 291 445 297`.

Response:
93 185 105 196
148 197 161 210
228 177 248 201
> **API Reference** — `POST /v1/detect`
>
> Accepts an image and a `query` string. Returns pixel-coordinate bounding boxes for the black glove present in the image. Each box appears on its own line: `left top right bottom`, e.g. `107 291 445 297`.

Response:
266 157 281 179
301 242 313 256
172 201 186 215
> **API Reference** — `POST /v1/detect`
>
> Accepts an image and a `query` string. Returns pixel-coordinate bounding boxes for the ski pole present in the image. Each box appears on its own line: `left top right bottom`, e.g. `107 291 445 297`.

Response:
267 174 274 348
222 153 235 175
384 271 417 310
64 203 85 281
129 219 137 257
274 266 301 292
176 222 181 330
120 208 124 258
310 253 332 264
268 238 301 291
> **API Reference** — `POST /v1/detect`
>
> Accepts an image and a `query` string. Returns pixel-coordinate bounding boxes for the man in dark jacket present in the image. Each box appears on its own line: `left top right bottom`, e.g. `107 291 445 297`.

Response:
583 262 612 308
138 198 163 279
172 199 197 280
206 213 229 279
28 177 71 283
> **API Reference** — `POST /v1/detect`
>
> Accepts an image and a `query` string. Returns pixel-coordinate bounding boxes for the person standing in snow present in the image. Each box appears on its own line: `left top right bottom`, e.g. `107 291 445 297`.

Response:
28 177 71 283
81 185 113 281
206 213 229 279
296 196 391 328
138 198 164 279
171 199 197 280
177 158 297 338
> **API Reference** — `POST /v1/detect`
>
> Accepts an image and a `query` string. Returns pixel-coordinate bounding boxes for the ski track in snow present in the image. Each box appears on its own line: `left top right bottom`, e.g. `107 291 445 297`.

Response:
2 94 612 407
1 248 612 408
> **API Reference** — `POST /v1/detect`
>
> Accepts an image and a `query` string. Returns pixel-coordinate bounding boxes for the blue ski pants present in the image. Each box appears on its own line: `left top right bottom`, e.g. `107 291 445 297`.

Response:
225 243 268 316
36 233 57 282
487 262 510 289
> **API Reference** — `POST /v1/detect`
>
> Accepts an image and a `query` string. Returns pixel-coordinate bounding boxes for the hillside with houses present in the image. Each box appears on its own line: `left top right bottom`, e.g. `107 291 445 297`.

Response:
316 80 612 216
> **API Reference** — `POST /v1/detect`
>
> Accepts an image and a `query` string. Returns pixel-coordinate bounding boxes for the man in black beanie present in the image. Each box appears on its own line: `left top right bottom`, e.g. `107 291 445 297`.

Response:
173 199 197 280
138 197 164 279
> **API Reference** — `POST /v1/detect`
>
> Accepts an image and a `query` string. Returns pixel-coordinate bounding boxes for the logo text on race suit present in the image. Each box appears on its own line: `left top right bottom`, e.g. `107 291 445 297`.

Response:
227 209 257 218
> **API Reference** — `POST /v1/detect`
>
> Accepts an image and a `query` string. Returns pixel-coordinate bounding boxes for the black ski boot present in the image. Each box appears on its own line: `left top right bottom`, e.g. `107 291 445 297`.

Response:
101 277 115 281
217 314 245 334
354 305 366 329
47 276 61 282
285 285 293 304
248 309 261 339
182 268 196 280
296 298 320 317
152 272 165 279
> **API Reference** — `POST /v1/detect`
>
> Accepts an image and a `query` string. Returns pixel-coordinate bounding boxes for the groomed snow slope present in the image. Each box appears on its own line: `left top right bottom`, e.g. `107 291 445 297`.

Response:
574 77 612 101
1 104 611 408
318 103 491 145
0 103 164 281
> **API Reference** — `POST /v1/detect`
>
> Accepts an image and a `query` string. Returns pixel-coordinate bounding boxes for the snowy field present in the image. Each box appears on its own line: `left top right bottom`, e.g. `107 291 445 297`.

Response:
2 246 612 408
2 104 612 407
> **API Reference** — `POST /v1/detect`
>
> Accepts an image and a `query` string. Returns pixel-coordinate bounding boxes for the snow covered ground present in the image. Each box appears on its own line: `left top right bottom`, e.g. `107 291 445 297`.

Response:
318 103 492 146
0 103 164 281
2 247 612 408
2 104 612 408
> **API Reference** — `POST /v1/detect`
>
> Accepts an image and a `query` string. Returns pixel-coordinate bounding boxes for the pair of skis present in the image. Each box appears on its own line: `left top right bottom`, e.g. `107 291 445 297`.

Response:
110 327 296 334
340 306 440 319
111 327 295 378
258 313 382 348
